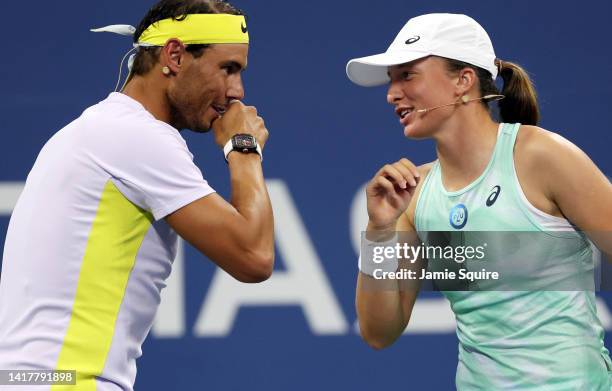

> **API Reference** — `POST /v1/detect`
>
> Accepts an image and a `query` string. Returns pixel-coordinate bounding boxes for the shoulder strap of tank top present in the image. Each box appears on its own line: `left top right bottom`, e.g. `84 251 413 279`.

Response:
414 160 440 232
498 123 521 177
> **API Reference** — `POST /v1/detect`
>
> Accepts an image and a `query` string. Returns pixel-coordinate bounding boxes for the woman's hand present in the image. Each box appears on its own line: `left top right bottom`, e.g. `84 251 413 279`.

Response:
366 158 421 230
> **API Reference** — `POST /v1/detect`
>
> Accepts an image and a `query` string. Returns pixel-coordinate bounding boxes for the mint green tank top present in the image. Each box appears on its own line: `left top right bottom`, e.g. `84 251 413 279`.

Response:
414 123 612 390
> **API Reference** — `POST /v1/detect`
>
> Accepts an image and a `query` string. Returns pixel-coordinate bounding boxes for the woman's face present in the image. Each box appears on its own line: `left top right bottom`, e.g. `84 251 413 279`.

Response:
387 56 460 139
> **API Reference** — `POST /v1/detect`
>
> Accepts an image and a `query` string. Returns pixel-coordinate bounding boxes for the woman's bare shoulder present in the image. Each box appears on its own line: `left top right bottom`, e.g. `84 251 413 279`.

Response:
515 125 583 163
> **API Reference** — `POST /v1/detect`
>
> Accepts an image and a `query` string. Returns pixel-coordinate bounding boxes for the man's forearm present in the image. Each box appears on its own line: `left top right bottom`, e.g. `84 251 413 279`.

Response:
227 152 274 256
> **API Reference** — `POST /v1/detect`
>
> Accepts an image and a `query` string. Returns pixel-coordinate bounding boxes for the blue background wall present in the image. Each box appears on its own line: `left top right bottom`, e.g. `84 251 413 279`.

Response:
1 1 611 390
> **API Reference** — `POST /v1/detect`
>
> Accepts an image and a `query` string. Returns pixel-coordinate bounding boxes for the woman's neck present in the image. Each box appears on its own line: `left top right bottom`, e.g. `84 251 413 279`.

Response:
434 108 500 191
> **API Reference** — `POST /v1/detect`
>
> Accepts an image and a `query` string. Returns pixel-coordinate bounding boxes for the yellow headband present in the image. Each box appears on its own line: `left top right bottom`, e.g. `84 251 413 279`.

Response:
138 14 249 46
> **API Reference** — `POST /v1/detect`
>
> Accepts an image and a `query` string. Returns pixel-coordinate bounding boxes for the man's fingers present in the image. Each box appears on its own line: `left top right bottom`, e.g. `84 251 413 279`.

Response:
224 101 260 120
227 100 254 111
224 100 244 116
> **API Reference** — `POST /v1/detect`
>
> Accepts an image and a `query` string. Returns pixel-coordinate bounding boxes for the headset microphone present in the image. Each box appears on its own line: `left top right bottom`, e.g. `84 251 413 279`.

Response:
416 94 505 114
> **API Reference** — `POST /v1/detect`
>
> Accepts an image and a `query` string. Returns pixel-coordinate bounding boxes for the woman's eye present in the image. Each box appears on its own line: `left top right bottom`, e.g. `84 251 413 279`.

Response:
402 72 412 80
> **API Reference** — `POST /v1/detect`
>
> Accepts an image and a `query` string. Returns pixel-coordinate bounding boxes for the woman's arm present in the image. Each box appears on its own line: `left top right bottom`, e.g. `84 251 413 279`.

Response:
356 212 421 349
516 126 612 254
356 161 432 349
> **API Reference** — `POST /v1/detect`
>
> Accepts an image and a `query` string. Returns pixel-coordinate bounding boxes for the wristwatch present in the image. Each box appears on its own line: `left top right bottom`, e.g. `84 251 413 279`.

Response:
223 134 263 162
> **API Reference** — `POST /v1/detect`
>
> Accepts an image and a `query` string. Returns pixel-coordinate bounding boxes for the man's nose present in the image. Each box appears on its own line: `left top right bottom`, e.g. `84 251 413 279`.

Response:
227 76 245 101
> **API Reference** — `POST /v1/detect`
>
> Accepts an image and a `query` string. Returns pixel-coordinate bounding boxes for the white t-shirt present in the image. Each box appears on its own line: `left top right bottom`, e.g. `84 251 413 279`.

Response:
0 93 215 390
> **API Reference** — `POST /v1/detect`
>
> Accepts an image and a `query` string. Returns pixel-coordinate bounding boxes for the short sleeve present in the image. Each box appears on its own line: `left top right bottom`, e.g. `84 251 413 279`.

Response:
87 111 215 221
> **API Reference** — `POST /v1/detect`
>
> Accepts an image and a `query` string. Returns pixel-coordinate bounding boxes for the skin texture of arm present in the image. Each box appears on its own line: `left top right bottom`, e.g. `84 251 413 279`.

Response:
356 162 433 349
166 152 274 283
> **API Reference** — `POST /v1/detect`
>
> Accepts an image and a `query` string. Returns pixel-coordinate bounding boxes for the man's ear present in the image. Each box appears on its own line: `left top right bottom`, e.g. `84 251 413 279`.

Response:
160 39 186 75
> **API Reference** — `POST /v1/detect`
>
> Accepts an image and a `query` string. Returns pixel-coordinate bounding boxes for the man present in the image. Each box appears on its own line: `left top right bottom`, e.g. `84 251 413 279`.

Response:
0 1 273 390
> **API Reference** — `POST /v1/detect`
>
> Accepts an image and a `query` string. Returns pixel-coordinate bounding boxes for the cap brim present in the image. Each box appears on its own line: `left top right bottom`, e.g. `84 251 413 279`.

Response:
346 51 429 87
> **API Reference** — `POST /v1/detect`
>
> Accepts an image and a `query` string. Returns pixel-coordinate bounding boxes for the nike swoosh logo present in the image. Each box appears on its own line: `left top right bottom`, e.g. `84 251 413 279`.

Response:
241 23 248 33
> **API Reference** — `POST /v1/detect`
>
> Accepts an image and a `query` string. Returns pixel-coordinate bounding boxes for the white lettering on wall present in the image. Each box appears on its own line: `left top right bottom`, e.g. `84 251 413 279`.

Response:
193 180 349 337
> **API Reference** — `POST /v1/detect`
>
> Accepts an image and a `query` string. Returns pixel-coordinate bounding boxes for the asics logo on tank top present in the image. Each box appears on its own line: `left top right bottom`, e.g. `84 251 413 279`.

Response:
449 204 468 229
486 185 501 207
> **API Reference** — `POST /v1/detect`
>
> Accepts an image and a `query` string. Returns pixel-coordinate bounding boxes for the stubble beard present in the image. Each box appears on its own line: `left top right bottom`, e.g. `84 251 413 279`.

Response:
166 87 212 133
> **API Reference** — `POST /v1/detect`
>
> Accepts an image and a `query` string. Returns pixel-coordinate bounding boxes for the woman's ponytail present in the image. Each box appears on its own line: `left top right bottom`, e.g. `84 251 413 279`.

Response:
496 59 540 125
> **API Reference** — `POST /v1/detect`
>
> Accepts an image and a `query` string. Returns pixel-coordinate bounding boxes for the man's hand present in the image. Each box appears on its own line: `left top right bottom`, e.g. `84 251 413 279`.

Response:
167 102 274 283
212 101 269 150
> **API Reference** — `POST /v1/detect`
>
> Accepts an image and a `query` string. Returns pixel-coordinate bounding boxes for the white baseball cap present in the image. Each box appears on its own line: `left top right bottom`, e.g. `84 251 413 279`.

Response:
346 13 498 87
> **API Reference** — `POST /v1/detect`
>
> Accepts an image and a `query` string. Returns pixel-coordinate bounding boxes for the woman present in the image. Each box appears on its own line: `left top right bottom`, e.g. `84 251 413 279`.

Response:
347 13 612 390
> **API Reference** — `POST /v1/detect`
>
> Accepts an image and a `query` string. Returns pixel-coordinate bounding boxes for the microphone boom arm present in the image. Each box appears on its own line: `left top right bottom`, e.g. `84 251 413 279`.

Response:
416 94 505 114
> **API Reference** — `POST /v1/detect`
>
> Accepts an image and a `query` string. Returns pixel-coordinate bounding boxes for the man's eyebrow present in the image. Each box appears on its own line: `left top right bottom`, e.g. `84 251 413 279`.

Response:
222 60 247 71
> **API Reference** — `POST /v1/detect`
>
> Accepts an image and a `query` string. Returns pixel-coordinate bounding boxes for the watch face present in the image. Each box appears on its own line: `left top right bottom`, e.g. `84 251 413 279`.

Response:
233 134 256 149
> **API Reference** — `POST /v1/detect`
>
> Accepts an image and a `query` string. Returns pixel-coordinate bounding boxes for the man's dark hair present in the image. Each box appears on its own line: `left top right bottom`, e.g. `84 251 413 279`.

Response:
131 0 245 76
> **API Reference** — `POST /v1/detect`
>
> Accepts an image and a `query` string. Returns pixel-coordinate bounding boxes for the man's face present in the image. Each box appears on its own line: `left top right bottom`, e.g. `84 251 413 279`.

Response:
167 43 248 132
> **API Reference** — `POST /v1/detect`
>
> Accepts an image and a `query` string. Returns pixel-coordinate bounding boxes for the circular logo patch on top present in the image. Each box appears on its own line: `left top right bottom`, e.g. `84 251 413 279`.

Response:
449 204 468 229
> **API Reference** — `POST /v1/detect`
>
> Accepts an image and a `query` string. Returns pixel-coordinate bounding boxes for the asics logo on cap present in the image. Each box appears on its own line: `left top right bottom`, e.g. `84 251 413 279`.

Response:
405 36 420 44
